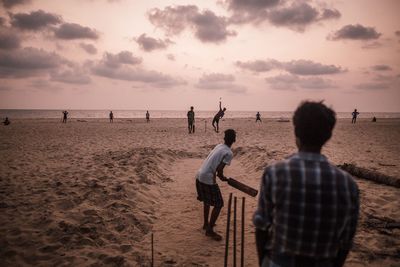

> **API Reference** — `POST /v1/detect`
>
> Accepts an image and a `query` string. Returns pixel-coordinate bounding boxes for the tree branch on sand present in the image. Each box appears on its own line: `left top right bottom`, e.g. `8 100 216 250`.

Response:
338 163 400 188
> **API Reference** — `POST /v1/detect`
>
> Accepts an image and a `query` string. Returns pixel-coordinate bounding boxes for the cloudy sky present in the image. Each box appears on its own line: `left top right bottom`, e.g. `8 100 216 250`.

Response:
0 0 399 111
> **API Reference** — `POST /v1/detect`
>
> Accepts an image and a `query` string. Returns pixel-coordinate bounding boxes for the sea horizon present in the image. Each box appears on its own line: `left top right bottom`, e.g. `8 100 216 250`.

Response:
1 109 400 119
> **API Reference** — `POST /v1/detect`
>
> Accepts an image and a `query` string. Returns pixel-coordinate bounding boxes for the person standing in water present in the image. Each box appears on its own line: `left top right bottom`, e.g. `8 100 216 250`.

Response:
146 110 150 123
351 109 359 124
212 100 226 133
187 106 195 134
109 111 114 123
256 112 262 123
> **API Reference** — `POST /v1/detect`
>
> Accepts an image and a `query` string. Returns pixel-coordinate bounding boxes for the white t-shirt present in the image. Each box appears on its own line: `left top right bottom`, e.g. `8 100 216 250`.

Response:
196 144 233 185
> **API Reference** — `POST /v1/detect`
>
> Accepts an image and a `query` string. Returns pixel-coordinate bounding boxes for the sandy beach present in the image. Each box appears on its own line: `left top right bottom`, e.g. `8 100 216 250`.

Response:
0 118 399 266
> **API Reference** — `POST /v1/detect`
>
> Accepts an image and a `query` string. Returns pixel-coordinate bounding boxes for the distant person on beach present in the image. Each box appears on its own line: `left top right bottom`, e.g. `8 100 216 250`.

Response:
62 111 68 123
212 101 226 133
196 129 236 241
256 112 262 123
254 101 359 267
352 108 359 124
372 116 377 122
146 111 150 123
3 117 10 125
187 106 195 134
109 111 114 123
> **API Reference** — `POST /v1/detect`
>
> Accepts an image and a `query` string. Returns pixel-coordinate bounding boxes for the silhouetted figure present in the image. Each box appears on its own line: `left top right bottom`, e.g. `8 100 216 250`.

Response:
256 112 262 123
62 111 68 123
254 101 359 267
196 129 236 241
3 117 10 125
146 110 150 123
351 109 359 124
187 106 195 134
372 116 377 122
212 101 226 133
109 111 114 123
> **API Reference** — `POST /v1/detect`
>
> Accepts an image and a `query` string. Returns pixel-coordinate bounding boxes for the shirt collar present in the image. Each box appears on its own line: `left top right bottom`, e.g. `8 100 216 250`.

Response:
290 152 328 162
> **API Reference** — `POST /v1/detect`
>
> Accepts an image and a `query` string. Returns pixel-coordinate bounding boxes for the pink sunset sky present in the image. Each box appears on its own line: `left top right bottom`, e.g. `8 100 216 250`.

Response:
0 0 399 112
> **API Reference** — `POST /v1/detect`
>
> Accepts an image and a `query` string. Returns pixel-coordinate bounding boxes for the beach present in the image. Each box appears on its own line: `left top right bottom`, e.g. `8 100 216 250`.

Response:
0 118 399 266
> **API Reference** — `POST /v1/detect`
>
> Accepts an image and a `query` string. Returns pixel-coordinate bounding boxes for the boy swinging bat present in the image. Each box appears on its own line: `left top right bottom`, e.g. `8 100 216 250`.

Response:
195 129 236 241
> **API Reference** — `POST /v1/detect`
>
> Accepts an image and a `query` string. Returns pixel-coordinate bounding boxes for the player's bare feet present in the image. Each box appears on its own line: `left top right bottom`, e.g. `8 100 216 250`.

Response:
205 230 222 241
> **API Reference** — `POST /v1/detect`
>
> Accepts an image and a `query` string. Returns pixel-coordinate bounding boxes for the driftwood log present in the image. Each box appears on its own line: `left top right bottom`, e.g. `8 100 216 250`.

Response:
338 163 400 188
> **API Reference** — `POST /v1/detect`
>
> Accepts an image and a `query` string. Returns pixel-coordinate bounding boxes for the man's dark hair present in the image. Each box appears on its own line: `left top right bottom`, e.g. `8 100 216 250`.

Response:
224 129 236 144
293 101 336 148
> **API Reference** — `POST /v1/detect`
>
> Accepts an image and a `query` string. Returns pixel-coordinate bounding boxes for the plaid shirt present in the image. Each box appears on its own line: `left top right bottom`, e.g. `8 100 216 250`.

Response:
254 152 359 259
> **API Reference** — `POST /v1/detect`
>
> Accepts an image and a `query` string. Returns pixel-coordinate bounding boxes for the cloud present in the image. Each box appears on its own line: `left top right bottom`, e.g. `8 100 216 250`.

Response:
0 27 21 49
90 51 185 88
1 0 31 9
236 59 343 75
296 76 336 89
329 24 381 40
148 5 235 43
227 1 340 31
30 79 62 91
320 8 341 20
195 73 246 93
355 82 390 90
268 3 319 31
166 54 175 61
79 43 97 54
50 68 91 84
148 5 198 35
225 0 279 24
265 74 336 90
199 73 234 83
10 10 62 31
372 74 394 82
100 51 142 68
0 47 63 78
191 10 236 43
371 65 392 71
361 41 382 49
227 0 280 11
0 84 12 91
135 33 172 52
284 60 343 75
236 59 280 72
265 74 297 90
54 23 99 40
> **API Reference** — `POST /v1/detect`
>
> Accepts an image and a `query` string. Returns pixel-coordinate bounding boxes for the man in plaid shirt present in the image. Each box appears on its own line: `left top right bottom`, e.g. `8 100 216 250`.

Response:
254 101 359 267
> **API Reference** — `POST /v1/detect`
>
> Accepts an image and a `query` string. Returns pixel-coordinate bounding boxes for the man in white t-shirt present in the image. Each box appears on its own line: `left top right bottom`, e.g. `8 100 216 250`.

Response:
196 129 236 241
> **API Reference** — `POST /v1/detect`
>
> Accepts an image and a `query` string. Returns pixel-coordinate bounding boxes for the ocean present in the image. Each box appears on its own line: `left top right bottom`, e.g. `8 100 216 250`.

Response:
1 109 399 119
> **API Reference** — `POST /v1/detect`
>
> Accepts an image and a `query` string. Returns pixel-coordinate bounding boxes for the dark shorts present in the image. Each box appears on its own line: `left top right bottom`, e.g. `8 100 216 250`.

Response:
188 119 194 125
212 117 219 124
196 179 224 208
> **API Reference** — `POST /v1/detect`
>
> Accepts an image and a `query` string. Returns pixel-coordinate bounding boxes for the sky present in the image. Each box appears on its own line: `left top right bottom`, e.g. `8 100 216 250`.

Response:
0 0 399 112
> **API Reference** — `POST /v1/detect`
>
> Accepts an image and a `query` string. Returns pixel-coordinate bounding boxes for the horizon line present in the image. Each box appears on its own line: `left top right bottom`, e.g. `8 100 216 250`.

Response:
1 108 400 113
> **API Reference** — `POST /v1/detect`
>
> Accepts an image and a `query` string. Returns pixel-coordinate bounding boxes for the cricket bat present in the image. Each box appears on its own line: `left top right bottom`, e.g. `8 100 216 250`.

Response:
226 177 258 197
